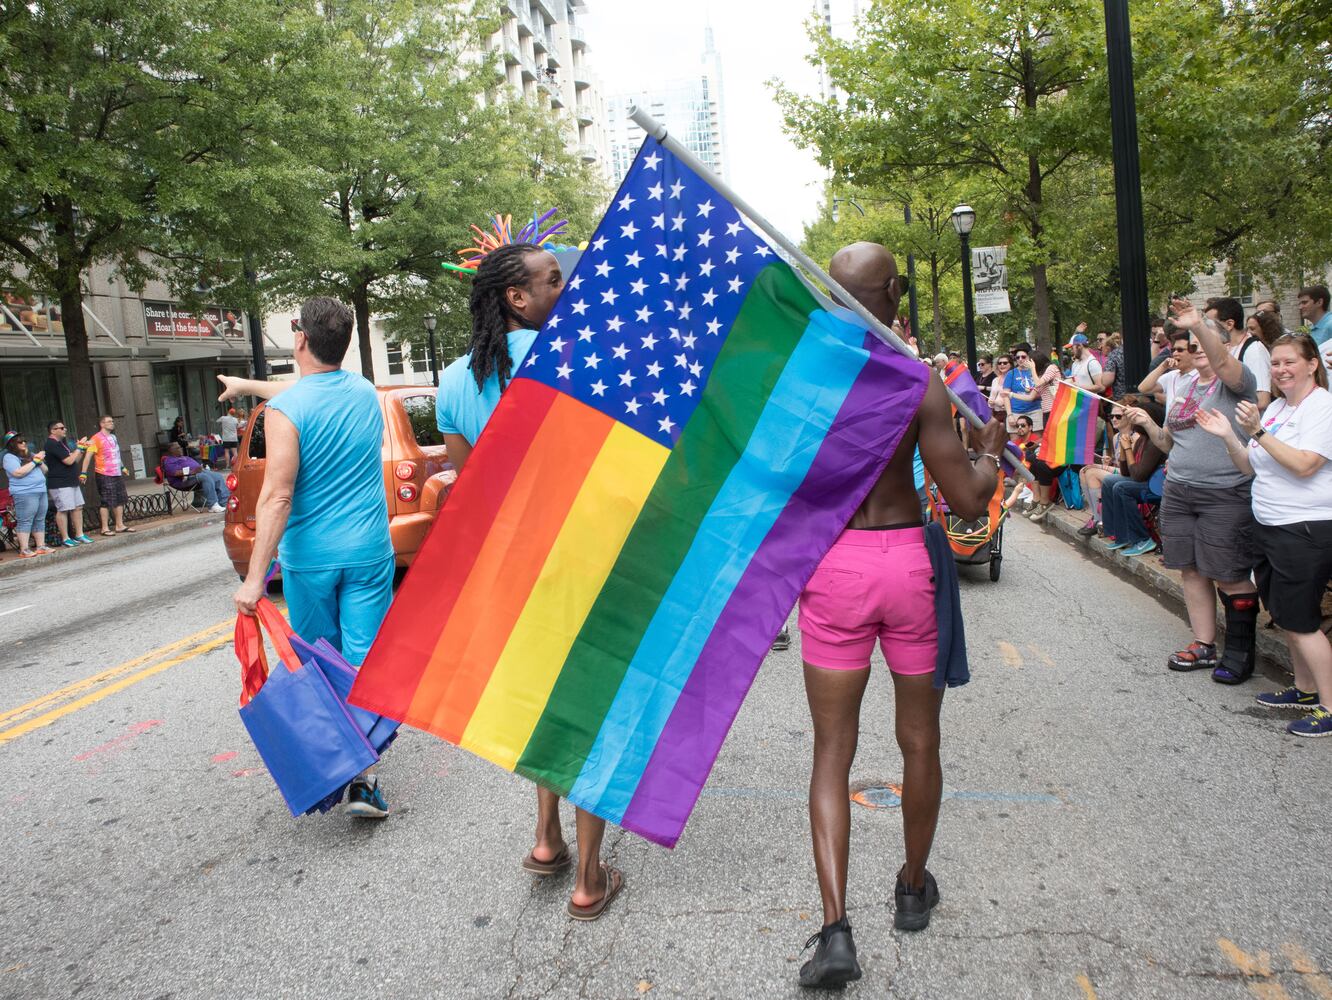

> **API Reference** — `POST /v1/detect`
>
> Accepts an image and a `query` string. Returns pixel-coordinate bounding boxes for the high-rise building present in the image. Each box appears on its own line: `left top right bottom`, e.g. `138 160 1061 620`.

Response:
487 1 610 172
604 28 728 184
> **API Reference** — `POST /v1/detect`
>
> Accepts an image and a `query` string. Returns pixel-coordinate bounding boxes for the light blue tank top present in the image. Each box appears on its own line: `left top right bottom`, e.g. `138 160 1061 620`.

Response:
266 369 392 572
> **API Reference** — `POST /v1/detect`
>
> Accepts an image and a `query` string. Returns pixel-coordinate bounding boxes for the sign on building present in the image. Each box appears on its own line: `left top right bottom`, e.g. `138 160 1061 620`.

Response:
970 246 1010 315
144 301 243 338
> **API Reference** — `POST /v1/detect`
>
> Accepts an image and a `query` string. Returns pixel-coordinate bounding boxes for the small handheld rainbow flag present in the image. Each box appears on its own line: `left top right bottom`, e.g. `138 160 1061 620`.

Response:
350 137 929 848
1037 381 1099 466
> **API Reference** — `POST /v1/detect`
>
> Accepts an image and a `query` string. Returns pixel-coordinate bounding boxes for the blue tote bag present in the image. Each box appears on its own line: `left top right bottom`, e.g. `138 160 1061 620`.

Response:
236 599 378 817
288 633 400 753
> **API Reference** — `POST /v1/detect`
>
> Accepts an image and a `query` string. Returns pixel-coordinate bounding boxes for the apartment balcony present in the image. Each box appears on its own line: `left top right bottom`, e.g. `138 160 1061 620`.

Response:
575 101 594 125
520 54 539 81
533 0 561 22
577 143 599 162
572 64 591 89
532 27 548 53
569 23 587 48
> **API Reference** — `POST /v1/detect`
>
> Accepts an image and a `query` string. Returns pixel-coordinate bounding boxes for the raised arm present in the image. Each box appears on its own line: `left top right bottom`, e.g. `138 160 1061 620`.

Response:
1171 299 1246 393
917 375 1006 522
1137 356 1174 396
218 375 290 403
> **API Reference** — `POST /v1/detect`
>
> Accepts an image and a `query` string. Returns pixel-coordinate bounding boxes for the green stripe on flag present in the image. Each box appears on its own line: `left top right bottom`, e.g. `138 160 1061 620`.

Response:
516 262 818 792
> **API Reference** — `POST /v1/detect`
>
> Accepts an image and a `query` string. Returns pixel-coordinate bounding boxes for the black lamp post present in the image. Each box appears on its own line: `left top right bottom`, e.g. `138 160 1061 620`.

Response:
424 314 439 387
951 203 978 372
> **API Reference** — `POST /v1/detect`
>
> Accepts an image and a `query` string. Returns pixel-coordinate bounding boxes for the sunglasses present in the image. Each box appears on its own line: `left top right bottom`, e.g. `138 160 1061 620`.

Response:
1110 414 1122 421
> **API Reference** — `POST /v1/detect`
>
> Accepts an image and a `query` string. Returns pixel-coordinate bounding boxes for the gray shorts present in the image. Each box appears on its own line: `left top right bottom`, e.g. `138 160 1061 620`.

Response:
47 486 84 512
1159 479 1256 583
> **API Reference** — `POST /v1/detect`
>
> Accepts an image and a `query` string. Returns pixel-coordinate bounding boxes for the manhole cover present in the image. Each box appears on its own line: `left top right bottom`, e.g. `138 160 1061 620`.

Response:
850 783 902 809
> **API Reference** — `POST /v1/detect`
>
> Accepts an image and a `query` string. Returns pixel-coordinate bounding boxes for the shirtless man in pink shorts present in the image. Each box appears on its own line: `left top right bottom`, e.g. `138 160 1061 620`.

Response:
797 242 1007 989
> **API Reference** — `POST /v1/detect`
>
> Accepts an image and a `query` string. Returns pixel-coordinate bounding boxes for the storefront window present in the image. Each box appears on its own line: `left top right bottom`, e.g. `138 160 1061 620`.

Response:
153 363 249 439
0 367 75 448
0 292 64 334
154 368 183 439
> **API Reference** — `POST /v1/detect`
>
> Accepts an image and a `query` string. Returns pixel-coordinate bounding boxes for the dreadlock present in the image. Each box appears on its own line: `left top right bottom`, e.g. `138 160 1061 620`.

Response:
467 242 544 393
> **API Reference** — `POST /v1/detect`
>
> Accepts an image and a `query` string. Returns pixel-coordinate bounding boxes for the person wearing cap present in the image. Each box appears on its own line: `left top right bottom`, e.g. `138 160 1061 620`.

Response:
1066 324 1104 393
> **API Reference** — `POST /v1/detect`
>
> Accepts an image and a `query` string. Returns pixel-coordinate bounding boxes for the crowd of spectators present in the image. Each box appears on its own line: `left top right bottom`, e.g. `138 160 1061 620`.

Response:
979 286 1332 739
3 408 240 558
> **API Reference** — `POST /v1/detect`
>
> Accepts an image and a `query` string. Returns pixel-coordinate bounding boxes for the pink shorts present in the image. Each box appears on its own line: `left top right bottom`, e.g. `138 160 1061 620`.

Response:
798 525 938 674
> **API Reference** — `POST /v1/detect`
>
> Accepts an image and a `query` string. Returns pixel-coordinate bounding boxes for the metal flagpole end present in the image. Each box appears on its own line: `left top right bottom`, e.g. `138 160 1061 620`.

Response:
628 105 669 142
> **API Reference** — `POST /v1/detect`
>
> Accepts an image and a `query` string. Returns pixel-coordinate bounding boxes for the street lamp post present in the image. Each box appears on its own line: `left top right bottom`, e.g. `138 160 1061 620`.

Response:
951 204 978 372
423 314 439 387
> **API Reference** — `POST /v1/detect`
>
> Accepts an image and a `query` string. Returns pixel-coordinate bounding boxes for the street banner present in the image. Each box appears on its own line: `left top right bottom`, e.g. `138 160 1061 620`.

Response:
350 135 930 848
144 301 242 338
971 245 1010 315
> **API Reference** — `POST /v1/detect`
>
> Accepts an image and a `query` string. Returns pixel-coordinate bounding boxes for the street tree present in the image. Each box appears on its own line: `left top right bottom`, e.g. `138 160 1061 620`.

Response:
777 0 1107 352
0 0 307 438
262 0 605 380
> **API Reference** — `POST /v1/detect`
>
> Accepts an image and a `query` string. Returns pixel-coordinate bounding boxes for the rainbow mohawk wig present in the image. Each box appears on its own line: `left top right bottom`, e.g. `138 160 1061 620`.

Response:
441 209 570 276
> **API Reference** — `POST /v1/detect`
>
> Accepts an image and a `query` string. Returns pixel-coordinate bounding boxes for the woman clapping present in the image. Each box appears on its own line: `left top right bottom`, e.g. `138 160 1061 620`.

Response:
1196 333 1332 738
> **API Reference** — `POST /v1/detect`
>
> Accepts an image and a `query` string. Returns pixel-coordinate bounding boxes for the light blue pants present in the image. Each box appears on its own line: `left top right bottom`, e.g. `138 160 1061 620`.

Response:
283 555 395 667
13 491 49 533
197 470 230 507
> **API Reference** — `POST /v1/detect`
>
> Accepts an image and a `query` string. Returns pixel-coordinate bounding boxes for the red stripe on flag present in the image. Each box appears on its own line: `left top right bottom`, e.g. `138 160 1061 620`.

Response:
350 379 559 722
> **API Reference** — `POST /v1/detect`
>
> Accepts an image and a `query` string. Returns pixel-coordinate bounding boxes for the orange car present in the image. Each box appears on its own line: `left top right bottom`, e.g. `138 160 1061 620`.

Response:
223 386 453 580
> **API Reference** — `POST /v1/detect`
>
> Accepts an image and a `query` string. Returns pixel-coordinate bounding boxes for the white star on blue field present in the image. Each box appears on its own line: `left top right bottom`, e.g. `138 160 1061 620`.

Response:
521 138 777 447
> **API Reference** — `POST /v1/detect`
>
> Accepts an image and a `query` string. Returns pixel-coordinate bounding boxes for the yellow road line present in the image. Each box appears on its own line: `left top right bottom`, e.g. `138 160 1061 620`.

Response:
1075 973 1097 999
0 634 232 746
0 621 232 727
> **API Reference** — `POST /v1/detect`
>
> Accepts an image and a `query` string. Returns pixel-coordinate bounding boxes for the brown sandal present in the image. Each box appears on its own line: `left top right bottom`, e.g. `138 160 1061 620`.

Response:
521 846 572 876
567 864 624 921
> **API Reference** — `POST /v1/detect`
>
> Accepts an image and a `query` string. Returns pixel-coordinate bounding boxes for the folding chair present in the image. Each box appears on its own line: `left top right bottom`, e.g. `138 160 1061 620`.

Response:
155 464 199 514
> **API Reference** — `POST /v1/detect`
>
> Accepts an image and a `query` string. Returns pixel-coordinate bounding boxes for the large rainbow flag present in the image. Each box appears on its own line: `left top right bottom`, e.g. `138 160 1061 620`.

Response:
1037 381 1099 466
349 138 929 847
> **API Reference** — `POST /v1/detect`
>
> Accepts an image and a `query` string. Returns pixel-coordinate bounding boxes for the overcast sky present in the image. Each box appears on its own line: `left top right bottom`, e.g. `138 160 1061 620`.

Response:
583 0 829 239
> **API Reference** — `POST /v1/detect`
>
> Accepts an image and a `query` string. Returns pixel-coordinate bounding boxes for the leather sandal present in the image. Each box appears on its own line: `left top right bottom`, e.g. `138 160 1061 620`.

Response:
567 864 624 921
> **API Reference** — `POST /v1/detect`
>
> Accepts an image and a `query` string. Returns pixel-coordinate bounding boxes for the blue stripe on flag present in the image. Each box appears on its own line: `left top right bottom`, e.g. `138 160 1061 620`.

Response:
567 307 871 821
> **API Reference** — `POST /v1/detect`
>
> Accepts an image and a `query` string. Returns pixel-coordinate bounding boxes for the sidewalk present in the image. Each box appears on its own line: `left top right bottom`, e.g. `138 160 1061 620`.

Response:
1036 503 1297 673
0 508 224 577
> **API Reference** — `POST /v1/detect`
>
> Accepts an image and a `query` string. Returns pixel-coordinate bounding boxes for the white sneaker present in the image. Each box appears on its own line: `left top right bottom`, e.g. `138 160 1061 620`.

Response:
209 503 226 513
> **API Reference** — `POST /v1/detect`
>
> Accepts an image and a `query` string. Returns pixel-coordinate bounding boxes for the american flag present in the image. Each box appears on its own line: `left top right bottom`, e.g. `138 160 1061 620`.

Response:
521 138 776 447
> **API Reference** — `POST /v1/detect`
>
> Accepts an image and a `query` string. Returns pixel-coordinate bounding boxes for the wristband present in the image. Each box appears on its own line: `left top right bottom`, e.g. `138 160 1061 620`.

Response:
1252 428 1266 441
977 453 1003 470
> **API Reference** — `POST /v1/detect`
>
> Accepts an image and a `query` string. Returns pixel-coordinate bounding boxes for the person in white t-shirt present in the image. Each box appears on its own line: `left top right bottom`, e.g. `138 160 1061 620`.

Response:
1196 333 1332 738
1207 297 1271 409
217 409 241 469
1137 329 1196 411
1066 330 1103 391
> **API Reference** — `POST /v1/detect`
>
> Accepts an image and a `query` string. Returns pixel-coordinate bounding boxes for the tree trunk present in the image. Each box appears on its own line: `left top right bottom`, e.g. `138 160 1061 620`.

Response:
351 281 375 381
53 201 99 442
1026 151 1051 353
929 253 943 354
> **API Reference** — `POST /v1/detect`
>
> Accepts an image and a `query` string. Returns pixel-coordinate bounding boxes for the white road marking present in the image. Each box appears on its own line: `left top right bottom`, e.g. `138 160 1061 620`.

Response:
0 605 33 618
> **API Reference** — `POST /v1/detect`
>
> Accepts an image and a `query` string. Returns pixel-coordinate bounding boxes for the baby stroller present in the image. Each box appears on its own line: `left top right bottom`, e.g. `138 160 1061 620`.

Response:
923 465 1009 582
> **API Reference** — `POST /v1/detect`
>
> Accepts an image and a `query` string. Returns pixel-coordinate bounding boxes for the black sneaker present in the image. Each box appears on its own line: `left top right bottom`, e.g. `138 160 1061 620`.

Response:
345 777 389 819
895 869 940 932
798 917 861 989
771 628 792 652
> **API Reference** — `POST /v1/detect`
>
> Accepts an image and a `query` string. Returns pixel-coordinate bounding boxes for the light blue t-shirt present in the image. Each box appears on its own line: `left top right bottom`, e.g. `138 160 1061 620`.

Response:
3 452 45 495
266 369 391 573
435 329 539 445
1003 368 1040 415
1311 311 1332 350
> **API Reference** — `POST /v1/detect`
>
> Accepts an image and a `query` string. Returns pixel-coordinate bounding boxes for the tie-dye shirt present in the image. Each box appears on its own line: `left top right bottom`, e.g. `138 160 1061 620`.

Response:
86 430 122 475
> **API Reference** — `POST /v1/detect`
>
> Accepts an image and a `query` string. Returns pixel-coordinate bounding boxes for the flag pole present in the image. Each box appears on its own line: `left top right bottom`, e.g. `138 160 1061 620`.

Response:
628 105 1033 483
1056 379 1128 411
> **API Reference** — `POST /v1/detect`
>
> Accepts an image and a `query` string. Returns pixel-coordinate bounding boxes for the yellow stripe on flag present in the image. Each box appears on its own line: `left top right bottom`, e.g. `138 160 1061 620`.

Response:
460 422 670 768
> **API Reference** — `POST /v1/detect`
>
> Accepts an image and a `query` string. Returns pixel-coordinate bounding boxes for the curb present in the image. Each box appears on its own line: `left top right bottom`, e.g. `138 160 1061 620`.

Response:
1036 505 1293 674
0 512 225 579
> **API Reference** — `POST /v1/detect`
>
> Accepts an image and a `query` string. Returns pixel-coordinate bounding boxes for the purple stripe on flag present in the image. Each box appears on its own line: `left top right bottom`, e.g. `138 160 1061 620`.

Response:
618 348 929 847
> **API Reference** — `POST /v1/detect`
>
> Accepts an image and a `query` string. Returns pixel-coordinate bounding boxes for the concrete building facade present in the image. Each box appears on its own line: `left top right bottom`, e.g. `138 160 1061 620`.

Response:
488 0 610 172
605 28 729 183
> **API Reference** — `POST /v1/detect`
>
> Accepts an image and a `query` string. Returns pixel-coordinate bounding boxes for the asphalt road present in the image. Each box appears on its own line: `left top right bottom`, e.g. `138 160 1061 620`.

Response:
1 517 1329 1000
